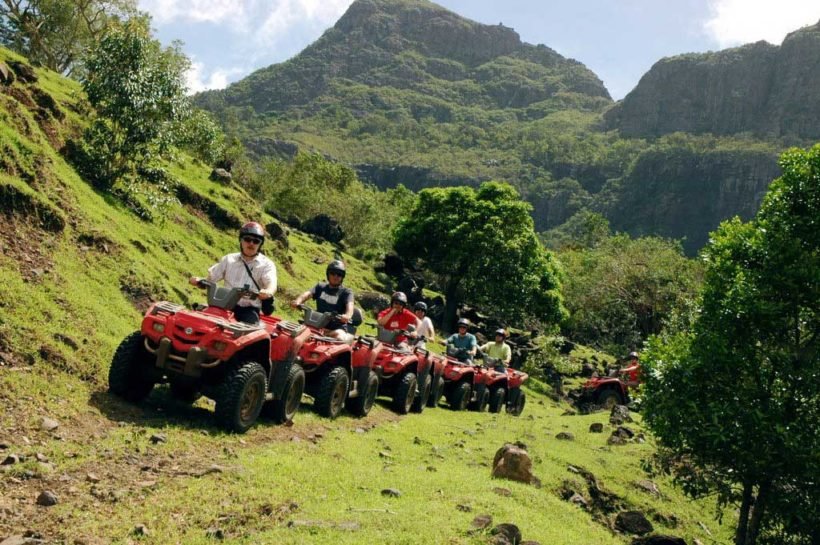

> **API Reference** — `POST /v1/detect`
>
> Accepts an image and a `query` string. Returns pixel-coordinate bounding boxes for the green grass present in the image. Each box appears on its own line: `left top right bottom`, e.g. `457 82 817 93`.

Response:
1 365 733 544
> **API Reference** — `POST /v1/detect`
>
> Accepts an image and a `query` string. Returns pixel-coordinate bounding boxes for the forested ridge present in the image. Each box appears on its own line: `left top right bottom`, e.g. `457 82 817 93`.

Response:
195 0 820 254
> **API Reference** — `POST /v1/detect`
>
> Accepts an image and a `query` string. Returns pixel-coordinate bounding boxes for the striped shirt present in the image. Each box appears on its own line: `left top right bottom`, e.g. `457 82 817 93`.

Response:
207 252 277 309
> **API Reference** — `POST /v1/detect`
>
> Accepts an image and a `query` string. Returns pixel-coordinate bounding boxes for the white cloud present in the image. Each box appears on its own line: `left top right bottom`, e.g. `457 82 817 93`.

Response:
705 0 820 47
252 0 354 48
141 0 355 89
139 0 352 31
139 0 241 24
185 61 246 93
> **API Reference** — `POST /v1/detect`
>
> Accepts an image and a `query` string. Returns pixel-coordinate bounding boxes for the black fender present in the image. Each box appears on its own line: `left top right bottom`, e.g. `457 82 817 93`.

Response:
269 358 295 399
352 365 371 397
507 386 521 408
416 365 431 400
473 382 487 402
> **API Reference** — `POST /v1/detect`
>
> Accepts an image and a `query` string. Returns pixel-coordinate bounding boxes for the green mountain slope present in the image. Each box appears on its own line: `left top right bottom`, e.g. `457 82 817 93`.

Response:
0 44 380 407
198 0 609 114
0 47 732 544
195 0 613 200
195 0 815 255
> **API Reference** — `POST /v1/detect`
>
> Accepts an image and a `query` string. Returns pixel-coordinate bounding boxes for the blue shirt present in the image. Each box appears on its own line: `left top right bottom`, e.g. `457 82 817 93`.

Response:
447 333 477 351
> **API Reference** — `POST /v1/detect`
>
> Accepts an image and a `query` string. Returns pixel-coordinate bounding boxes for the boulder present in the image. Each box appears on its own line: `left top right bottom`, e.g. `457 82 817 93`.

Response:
614 426 635 439
382 253 405 277
209 168 232 184
471 514 493 530
0 61 14 85
555 432 575 441
607 435 628 446
265 222 289 247
581 362 598 377
490 523 522 545
36 490 58 507
615 511 654 535
301 214 344 244
610 404 633 425
589 423 604 433
492 443 537 485
40 417 59 431
397 274 425 304
635 480 661 497
357 291 390 312
8 61 37 83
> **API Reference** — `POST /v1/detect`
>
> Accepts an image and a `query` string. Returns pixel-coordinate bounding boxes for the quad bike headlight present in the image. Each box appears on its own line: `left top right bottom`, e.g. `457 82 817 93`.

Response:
152 322 165 333
211 341 228 352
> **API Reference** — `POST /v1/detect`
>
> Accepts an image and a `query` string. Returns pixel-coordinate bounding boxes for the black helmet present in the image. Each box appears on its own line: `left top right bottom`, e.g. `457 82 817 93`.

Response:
391 291 408 306
326 259 346 280
456 318 470 328
628 351 639 359
414 301 427 312
495 328 507 338
239 222 265 243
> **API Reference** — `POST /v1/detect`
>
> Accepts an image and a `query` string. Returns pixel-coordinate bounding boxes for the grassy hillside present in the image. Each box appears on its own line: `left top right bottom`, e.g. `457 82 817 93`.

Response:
0 48 734 544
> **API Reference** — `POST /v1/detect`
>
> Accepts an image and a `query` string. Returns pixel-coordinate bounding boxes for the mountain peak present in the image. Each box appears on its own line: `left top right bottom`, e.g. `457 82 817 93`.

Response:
199 0 609 114
333 0 523 65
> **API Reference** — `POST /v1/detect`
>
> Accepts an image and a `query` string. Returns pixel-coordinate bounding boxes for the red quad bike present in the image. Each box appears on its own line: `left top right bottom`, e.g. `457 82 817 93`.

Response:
421 351 448 409
371 327 432 414
296 306 381 419
410 338 447 411
440 346 480 412
479 355 529 416
574 361 642 410
108 281 308 433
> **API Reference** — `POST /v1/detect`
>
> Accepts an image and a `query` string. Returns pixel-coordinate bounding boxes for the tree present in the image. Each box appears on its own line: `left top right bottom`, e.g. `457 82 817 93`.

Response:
394 181 565 330
83 19 190 159
72 19 204 217
0 0 139 75
558 233 702 355
541 209 612 250
641 145 820 545
261 152 415 257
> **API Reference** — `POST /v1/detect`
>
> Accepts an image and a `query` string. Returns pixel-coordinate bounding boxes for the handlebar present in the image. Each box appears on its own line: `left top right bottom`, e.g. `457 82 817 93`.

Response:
194 279 259 299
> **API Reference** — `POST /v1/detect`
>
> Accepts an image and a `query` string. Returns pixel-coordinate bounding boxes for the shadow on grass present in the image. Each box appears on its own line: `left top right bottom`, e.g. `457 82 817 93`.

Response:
90 386 224 433
89 387 328 433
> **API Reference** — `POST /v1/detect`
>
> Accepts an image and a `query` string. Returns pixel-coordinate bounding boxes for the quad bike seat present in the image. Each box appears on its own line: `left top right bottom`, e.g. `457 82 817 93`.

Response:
310 334 354 345
385 345 412 355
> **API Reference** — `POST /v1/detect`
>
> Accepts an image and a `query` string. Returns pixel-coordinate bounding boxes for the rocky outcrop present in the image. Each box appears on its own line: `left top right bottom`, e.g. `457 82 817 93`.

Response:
606 21 820 140
605 145 781 254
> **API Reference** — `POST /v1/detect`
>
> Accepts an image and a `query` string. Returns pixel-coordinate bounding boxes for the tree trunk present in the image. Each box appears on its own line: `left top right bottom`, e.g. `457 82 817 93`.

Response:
443 278 460 335
745 480 770 545
735 481 753 545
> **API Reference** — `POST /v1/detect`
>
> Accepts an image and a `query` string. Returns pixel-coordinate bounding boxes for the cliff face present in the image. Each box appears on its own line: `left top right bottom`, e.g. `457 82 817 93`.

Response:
606 146 781 254
605 21 820 140
199 0 610 114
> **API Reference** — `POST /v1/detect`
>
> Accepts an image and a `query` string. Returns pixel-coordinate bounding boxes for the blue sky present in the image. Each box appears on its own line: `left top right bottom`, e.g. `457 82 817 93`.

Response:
138 0 820 99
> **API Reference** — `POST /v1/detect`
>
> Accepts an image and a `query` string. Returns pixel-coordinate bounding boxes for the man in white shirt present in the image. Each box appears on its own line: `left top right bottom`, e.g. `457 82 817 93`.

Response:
189 222 276 325
413 301 435 347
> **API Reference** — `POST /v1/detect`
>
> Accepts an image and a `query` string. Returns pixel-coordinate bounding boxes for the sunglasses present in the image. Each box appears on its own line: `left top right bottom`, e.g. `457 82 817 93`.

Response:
242 236 262 245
